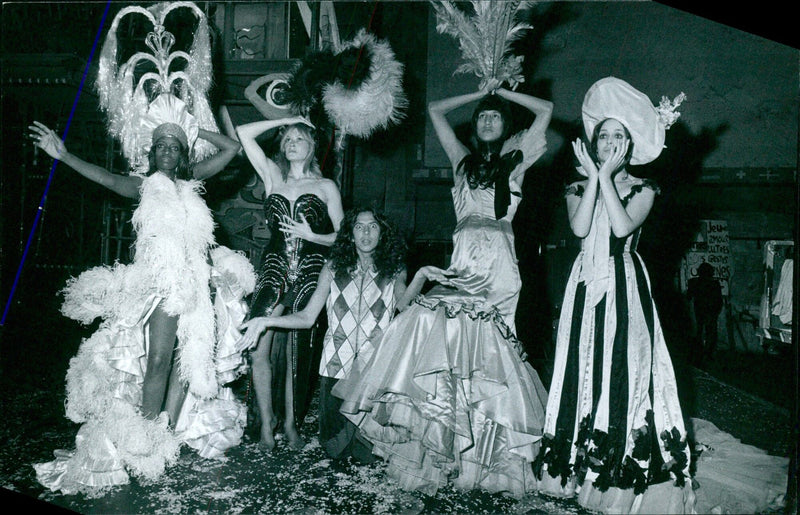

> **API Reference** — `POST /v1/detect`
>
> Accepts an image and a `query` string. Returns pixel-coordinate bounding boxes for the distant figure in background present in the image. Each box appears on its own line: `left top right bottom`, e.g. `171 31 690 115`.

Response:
687 262 723 364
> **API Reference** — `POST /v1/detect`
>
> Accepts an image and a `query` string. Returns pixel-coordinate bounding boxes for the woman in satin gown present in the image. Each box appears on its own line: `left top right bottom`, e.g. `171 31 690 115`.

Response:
236 117 343 450
332 82 553 497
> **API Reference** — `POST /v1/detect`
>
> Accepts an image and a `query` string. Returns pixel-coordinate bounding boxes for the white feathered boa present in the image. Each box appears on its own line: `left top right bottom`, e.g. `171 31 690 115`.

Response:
61 172 254 399
42 174 255 491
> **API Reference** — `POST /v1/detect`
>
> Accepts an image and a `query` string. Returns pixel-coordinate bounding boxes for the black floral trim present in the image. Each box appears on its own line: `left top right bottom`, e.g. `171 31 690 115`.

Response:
532 428 576 487
565 183 585 198
565 179 660 204
660 425 689 488
622 179 661 205
533 410 690 494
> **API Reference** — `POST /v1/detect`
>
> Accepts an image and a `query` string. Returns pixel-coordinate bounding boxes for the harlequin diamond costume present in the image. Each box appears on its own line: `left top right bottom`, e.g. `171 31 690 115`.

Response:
34 2 254 496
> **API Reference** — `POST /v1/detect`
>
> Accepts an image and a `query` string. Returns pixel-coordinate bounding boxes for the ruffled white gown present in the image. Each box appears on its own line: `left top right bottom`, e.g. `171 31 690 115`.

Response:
333 128 549 497
34 173 255 497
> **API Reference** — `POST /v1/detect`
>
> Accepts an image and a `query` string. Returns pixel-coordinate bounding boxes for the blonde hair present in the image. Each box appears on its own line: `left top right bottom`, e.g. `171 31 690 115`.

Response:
275 123 321 180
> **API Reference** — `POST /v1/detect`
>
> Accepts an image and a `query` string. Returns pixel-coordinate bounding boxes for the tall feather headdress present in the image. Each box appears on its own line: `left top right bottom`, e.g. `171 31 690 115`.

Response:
283 29 407 150
430 0 534 90
96 1 219 175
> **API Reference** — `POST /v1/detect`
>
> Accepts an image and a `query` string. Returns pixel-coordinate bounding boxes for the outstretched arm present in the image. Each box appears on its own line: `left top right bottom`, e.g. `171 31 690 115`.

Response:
236 263 333 351
395 265 453 311
29 121 141 199
235 116 308 195
192 128 242 180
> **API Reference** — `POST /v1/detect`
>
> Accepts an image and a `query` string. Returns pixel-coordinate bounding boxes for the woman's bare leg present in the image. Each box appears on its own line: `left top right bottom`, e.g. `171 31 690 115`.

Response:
142 306 178 420
284 334 305 450
164 359 187 428
250 304 285 450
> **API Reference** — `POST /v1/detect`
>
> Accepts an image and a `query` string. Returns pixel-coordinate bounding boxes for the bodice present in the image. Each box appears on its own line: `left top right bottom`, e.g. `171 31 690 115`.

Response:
567 178 659 255
264 192 330 234
451 174 497 222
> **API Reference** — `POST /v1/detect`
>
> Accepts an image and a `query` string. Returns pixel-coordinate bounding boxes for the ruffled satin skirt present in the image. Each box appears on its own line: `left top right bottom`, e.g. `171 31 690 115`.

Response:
332 294 548 497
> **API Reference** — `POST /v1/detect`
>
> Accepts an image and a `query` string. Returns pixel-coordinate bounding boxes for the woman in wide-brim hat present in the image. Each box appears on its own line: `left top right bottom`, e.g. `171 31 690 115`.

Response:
532 77 694 513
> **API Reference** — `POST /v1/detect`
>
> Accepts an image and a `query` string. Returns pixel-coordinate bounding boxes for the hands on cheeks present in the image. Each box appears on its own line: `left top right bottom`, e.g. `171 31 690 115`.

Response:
235 317 271 352
598 139 629 180
572 139 598 179
571 138 629 180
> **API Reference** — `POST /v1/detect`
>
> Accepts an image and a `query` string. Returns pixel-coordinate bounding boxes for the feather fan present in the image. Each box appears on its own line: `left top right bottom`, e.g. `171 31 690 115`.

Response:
430 0 534 90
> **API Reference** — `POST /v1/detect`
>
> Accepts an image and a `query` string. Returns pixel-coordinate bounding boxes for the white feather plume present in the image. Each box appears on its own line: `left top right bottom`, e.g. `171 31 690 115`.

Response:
322 29 408 142
430 0 534 90
96 1 219 174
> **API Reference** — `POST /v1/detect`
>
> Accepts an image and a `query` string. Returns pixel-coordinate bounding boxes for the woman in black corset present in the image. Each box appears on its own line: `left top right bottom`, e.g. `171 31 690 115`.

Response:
236 116 343 450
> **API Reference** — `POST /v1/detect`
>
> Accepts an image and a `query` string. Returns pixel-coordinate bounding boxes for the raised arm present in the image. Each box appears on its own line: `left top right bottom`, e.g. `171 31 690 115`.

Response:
495 87 553 137
600 174 655 238
595 139 654 237
191 127 242 180
495 87 553 189
235 116 305 195
29 121 141 199
427 89 485 170
236 263 333 351
567 140 600 238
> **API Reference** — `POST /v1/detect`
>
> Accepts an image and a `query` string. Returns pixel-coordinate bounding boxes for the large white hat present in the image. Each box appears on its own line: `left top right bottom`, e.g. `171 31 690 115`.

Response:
582 77 684 165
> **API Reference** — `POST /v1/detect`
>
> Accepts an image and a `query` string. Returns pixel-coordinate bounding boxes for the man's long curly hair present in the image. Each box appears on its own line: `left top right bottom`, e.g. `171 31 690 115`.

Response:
329 206 407 282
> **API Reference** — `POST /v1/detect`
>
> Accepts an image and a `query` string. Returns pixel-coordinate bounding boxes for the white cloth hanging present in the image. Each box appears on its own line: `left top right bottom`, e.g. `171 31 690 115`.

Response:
771 258 793 324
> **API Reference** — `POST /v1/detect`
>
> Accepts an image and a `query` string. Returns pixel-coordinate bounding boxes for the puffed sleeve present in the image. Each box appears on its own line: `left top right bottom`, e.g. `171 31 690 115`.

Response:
501 126 547 170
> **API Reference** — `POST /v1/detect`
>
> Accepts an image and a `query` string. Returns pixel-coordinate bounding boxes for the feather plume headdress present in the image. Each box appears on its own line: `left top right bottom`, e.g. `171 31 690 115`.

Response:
322 30 408 144
430 0 534 90
96 1 219 175
283 29 407 152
